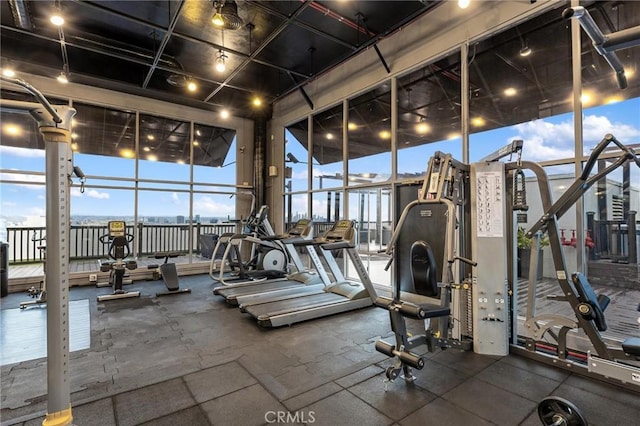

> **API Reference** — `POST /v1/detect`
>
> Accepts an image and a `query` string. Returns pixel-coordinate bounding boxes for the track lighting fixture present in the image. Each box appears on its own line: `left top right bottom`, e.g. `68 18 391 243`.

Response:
215 50 227 72
212 1 224 26
520 41 532 57
57 71 68 83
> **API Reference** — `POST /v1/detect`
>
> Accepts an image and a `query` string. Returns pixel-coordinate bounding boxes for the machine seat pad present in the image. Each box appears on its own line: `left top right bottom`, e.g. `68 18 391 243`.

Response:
571 272 608 331
410 241 439 297
622 338 640 356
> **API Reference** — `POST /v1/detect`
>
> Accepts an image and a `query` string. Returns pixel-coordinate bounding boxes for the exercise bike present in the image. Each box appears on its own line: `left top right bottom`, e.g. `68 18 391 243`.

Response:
148 251 191 297
19 233 47 309
97 220 140 302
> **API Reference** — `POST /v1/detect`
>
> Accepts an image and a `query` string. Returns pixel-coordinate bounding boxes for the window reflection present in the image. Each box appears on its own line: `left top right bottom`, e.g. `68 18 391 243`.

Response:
347 84 391 185
312 105 343 190
397 51 462 177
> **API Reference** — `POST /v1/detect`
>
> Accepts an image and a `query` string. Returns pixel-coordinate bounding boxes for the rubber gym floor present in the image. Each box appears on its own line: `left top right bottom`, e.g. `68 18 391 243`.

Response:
1 274 639 426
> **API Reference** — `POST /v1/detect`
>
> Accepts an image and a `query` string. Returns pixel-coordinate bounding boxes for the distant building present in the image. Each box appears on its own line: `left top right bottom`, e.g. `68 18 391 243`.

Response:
177 215 185 224
195 214 200 223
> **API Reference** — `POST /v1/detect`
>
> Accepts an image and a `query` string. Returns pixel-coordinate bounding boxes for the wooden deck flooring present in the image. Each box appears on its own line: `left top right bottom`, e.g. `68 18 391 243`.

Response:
7 256 210 280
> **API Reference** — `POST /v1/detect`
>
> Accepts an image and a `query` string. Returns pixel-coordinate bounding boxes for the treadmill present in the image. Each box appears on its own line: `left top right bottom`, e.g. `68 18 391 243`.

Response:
240 220 378 327
214 219 331 305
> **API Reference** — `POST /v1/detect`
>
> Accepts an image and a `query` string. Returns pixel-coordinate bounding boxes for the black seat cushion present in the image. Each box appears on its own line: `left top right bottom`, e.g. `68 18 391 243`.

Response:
622 338 640 357
411 240 439 298
571 272 607 331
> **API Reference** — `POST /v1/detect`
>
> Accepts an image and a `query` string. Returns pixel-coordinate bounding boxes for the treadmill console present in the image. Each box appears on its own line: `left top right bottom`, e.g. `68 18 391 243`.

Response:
324 220 354 241
288 219 312 236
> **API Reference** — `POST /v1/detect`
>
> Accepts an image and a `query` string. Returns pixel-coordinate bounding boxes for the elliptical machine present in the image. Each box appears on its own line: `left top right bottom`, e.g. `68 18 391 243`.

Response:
97 220 140 302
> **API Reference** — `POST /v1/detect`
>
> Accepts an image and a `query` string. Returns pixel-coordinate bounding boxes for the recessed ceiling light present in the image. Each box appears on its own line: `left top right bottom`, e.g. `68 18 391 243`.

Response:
71 133 78 139
379 130 391 139
252 97 262 107
187 81 197 92
50 14 64 26
2 68 15 77
4 124 21 136
220 109 230 119
326 133 333 140
347 122 357 131
193 141 200 146
415 122 430 134
71 142 79 151
504 87 517 96
143 147 151 152
471 117 485 127
458 0 470 9
147 134 155 141
120 149 135 158
147 154 158 161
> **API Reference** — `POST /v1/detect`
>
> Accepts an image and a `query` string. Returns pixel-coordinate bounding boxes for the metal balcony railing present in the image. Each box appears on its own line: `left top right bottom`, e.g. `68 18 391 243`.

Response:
4 223 237 264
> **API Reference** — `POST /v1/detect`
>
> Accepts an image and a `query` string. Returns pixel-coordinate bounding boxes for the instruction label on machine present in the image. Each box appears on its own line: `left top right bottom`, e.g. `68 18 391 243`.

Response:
475 171 504 237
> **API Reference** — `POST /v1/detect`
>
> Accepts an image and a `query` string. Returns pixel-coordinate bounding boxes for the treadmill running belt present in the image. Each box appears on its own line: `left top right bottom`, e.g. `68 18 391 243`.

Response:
244 292 346 320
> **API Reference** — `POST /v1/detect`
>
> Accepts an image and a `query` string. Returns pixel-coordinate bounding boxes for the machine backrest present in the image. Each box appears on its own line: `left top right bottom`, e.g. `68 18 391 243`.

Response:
571 272 608 331
410 241 439 298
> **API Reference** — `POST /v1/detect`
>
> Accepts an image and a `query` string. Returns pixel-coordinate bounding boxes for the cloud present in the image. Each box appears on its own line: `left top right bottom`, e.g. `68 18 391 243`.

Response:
2 201 17 208
511 113 640 161
71 187 110 199
0 145 44 158
171 192 180 204
0 172 45 188
193 196 235 217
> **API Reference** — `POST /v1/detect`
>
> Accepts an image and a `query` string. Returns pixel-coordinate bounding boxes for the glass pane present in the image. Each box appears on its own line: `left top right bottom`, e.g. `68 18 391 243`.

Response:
312 191 343 223
397 51 463 176
193 123 237 185
347 187 392 286
1 181 45 273
139 114 190 181
347 83 391 185
469 4 573 163
0 90 66 173
285 119 309 193
284 193 309 228
70 186 135 265
312 105 343 190
72 102 136 177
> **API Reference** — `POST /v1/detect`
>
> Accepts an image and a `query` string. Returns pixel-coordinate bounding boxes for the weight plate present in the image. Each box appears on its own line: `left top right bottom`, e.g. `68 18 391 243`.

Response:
538 396 587 426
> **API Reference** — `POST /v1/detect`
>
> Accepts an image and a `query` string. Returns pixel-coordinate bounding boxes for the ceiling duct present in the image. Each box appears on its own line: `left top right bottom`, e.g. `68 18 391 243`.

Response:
213 0 244 31
8 0 34 31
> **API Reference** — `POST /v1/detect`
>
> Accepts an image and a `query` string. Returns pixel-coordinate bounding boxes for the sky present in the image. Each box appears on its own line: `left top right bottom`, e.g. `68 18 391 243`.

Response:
1 97 639 225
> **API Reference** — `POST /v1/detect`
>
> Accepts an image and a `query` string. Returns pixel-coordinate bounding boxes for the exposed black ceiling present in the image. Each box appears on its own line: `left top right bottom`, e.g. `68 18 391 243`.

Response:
2 1 638 167
0 0 437 118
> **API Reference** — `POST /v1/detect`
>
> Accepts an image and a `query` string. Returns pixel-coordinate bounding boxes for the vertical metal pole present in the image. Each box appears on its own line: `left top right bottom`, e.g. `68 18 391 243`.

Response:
571 0 585 275
628 211 637 264
189 121 194 260
40 108 76 426
134 111 140 258
461 43 469 164
307 115 313 218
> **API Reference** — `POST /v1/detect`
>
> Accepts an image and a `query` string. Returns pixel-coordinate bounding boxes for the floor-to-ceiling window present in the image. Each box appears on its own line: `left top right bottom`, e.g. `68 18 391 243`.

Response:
1 89 246 281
